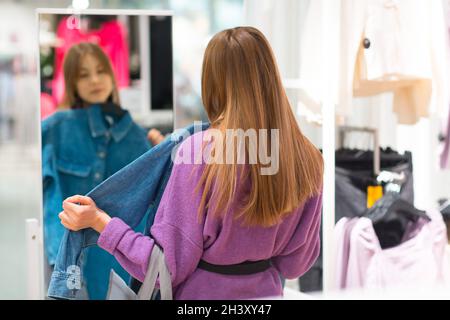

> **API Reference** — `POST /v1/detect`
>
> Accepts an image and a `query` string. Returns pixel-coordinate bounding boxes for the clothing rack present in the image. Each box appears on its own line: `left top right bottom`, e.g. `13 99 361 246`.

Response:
338 126 380 176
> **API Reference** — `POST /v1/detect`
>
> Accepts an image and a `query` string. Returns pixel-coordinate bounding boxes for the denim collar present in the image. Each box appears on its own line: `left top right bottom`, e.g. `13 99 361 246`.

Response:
87 104 134 143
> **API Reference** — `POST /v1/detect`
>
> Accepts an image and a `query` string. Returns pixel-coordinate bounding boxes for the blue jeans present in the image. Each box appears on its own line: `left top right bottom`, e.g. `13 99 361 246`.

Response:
47 121 210 300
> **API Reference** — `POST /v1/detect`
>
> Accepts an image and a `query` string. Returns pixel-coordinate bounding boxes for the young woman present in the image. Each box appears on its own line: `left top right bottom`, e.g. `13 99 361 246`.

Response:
60 42 164 144
59 27 323 300
42 42 162 299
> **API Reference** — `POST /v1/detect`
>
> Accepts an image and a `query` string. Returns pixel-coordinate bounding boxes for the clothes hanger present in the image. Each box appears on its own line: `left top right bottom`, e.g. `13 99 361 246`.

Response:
363 192 430 248
366 194 430 224
439 198 450 218
338 126 380 176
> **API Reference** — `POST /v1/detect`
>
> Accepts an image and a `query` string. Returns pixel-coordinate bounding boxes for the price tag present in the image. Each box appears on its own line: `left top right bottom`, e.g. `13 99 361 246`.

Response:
367 185 383 208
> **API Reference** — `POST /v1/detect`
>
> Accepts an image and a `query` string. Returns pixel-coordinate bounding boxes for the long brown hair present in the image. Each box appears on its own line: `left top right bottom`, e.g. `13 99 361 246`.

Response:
60 42 120 109
197 26 323 228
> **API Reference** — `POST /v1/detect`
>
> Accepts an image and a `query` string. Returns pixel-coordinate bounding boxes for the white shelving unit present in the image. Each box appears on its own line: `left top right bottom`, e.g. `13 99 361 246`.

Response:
25 219 44 300
281 0 341 294
320 0 339 293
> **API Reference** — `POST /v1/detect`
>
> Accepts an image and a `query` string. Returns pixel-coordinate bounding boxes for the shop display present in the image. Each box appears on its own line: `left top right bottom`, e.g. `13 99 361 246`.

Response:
3 1 450 301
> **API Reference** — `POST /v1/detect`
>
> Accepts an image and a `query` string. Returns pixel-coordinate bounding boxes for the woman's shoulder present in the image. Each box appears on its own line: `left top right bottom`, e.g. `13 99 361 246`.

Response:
41 109 81 133
180 130 207 148
174 129 211 165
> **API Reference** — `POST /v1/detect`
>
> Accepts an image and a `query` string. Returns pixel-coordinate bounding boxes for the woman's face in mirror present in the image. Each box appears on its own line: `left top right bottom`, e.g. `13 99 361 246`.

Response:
76 53 113 105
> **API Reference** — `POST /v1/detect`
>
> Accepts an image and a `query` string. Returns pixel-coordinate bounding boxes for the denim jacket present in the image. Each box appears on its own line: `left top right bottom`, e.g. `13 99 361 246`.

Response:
47 121 210 300
42 105 152 298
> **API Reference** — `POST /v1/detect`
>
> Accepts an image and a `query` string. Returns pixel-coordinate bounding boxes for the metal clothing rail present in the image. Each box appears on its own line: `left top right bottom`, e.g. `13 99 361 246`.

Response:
338 126 381 177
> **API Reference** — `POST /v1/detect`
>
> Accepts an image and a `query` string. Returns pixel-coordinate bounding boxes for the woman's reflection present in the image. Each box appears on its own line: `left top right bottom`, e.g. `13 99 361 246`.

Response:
42 42 162 299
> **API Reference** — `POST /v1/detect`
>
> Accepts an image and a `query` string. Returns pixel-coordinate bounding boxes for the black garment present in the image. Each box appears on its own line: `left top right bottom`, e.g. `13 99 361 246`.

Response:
336 147 411 172
299 148 414 293
335 163 414 222
99 101 126 127
299 222 322 292
439 199 450 220
335 149 414 222
362 192 428 249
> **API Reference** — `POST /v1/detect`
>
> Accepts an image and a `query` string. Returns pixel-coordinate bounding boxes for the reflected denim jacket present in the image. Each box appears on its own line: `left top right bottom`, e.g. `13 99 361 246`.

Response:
47 121 210 300
42 105 151 299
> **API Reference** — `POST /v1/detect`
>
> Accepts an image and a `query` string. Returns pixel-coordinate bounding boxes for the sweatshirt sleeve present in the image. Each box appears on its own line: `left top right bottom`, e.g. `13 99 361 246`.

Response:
271 192 323 279
97 217 155 282
149 158 205 288
97 137 206 287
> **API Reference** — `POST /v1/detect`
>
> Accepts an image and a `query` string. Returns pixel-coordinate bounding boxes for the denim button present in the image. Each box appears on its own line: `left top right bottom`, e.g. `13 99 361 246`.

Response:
94 173 102 180
98 151 106 159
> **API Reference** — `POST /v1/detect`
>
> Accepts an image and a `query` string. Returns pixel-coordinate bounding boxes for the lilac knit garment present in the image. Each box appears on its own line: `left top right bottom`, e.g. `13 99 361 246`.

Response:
98 131 323 300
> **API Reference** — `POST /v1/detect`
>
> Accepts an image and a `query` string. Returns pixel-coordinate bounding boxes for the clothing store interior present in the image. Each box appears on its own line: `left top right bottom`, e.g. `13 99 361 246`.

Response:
1 0 450 300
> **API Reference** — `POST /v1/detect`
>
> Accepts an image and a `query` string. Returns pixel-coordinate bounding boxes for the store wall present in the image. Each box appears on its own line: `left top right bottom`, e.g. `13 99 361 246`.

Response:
0 0 41 300
244 0 322 149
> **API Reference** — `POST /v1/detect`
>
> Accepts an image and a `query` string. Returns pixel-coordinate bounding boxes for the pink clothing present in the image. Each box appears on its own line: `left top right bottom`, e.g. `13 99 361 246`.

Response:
40 92 57 120
335 210 449 290
334 217 358 289
52 17 130 105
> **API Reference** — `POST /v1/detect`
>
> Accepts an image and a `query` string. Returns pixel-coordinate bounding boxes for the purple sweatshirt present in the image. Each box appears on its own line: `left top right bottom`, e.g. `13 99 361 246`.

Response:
97 131 323 300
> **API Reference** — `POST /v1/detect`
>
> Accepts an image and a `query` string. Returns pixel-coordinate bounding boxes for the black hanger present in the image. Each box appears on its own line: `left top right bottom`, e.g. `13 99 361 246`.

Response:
335 148 411 172
364 192 430 223
439 198 450 220
363 192 430 249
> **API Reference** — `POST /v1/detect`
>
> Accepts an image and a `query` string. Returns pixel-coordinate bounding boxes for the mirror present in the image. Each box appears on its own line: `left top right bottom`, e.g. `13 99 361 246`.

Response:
38 9 174 299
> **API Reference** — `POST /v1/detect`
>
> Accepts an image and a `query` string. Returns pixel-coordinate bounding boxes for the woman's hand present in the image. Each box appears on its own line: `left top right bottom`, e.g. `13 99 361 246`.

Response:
147 128 165 145
59 195 111 233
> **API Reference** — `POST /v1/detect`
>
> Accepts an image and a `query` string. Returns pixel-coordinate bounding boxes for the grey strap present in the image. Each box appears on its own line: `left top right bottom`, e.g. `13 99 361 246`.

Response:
137 245 173 300
137 245 162 300
158 248 172 300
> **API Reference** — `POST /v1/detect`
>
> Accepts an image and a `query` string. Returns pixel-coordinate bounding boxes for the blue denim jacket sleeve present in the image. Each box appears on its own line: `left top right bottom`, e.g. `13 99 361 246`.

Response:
47 122 209 299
